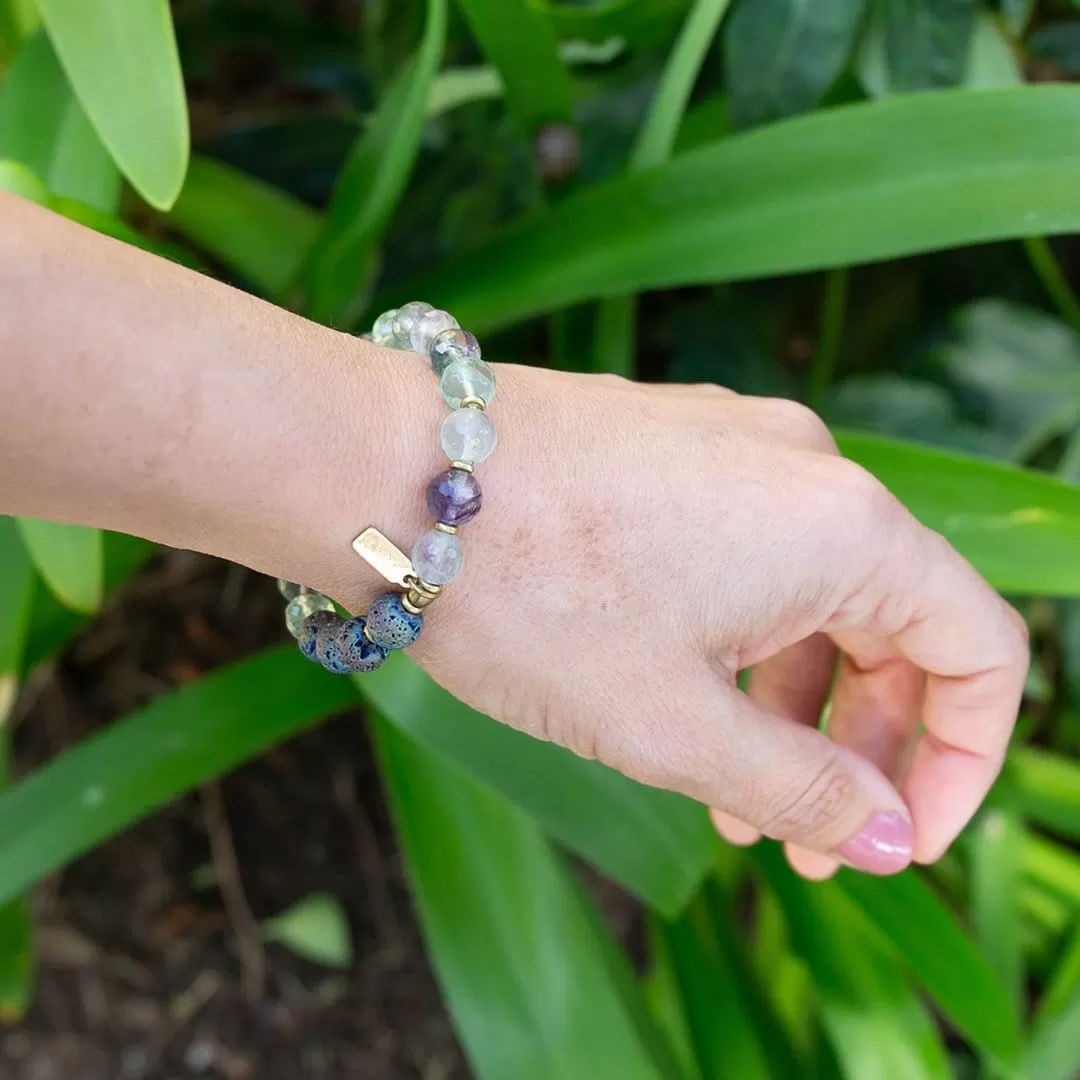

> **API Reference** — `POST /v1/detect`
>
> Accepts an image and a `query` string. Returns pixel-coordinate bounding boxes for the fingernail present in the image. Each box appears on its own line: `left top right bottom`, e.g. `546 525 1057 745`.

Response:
837 812 913 875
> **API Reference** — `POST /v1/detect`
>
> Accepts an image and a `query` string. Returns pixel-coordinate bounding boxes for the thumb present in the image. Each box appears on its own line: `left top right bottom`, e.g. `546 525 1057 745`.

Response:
618 680 913 875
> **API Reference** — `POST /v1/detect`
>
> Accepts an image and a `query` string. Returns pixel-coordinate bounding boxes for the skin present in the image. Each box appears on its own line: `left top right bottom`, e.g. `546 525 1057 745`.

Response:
0 192 1029 877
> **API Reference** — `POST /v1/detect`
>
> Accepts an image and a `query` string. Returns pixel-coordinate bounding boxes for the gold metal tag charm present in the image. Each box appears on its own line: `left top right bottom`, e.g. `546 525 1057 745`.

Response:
351 527 413 588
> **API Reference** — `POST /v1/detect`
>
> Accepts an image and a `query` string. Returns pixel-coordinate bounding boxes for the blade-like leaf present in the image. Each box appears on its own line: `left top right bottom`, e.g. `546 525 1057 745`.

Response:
16 518 103 614
395 87 1080 334
455 0 572 132
0 519 35 721
357 655 715 916
971 809 1025 1017
166 156 321 299
757 848 952 1080
35 0 188 208
1025 981 1080 1080
0 159 46 202
305 0 447 323
0 646 356 907
371 715 678 1080
837 868 1022 1067
0 896 32 1022
880 0 978 92
0 0 38 59
836 431 1080 596
996 748 1080 841
531 0 689 47
725 0 865 128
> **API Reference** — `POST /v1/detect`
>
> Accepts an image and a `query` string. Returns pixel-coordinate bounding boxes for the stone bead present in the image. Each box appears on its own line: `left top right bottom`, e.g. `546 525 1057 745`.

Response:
277 579 301 601
440 407 497 464
297 610 338 662
337 617 389 672
426 468 482 526
429 328 481 377
441 358 496 409
366 593 424 651
410 308 459 355
391 301 432 348
286 592 334 638
411 529 464 586
314 616 352 674
372 308 397 345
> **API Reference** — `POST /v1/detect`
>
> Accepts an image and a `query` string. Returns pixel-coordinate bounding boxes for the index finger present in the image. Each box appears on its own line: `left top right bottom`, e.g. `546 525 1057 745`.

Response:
849 522 1029 863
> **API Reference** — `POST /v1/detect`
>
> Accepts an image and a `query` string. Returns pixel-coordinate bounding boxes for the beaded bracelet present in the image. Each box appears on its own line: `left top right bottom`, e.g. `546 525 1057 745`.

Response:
278 301 497 674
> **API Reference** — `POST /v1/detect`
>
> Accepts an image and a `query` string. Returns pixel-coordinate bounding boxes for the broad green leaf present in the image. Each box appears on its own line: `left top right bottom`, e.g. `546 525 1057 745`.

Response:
997 747 1080 841
372 715 678 1080
594 0 732 376
16 518 103 614
971 809 1025 1017
357 655 715 916
1038 916 1080 1027
877 0 978 91
306 0 447 323
724 0 865 128
455 0 573 131
0 519 35 722
757 848 952 1080
1022 832 1080 909
395 88 1080 334
262 893 352 969
0 646 356 907
0 0 38 59
837 869 1022 1066
1000 0 1034 37
167 156 321 299
836 431 1080 596
0 158 46 202
35 0 188 209
644 917 704 1080
0 31 119 212
1025 982 1080 1080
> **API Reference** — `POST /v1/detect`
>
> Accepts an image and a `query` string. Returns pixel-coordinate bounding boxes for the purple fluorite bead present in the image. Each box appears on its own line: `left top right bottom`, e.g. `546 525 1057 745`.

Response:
426 468 482 526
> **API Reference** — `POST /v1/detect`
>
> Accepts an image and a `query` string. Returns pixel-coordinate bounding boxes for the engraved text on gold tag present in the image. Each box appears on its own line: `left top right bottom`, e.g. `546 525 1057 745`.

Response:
352 527 413 587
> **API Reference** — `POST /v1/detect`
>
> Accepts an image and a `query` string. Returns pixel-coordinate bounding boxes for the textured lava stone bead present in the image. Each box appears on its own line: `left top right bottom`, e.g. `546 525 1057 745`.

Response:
286 592 335 637
338 617 389 672
366 593 424 651
297 610 339 662
314 616 353 674
426 468 482 526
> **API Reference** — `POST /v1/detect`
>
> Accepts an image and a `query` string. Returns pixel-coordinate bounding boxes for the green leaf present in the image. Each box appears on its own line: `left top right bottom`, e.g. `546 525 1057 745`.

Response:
357 655 714 916
0 519 35 722
0 897 33 1022
964 13 1023 88
836 431 1080 596
15 518 103 614
166 156 321 298
35 0 188 209
724 0 866 128
371 715 678 1080
306 0 447 323
594 0 732 376
0 646 356 907
757 848 953 1080
0 159 46 202
531 0 689 46
426 65 504 118
997 748 1080 841
262 893 352 970
455 0 573 131
0 30 120 212
971 809 1025 1018
877 0 978 91
1025 981 1080 1080
0 0 38 59
1028 22 1080 77
836 868 1022 1066
396 87 1080 334
1038 915 1080 1027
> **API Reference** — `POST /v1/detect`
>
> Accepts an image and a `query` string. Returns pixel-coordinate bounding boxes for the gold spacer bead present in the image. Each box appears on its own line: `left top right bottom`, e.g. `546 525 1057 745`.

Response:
433 521 458 535
450 460 474 473
460 396 486 410
401 594 424 615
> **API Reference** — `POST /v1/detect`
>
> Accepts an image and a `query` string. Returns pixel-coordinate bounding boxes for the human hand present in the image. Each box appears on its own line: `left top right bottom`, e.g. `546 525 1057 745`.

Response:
365 362 1028 879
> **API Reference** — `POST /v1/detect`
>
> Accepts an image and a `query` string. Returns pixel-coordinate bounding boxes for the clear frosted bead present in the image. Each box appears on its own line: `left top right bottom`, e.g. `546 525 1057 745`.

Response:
372 308 397 345
391 301 432 348
277 579 301 601
411 529 464 586
430 328 481 376
441 358 496 409
440 408 497 464
410 308 458 355
285 592 334 637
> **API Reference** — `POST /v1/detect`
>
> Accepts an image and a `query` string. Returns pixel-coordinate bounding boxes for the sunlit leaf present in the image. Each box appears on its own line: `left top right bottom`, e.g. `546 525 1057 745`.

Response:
16 518 103 614
262 893 352 970
372 715 680 1080
0 647 356 907
36 0 188 208
0 159 46 202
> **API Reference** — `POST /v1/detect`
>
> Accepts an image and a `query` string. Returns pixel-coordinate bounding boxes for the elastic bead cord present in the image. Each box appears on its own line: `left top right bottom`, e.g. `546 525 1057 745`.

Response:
279 303 496 674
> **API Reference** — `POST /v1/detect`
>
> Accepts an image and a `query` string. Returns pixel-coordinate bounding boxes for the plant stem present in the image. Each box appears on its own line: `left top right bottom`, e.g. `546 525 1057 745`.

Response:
808 267 849 410
1024 236 1080 337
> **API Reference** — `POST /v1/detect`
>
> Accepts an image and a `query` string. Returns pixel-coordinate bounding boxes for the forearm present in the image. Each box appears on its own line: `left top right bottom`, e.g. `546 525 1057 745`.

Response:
0 191 446 609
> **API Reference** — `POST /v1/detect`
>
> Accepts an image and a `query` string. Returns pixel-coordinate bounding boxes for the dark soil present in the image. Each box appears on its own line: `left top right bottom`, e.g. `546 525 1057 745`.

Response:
4 553 469 1080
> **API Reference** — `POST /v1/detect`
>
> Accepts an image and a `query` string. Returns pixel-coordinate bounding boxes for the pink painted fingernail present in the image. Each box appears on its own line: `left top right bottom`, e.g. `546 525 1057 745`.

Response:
837 812 913 875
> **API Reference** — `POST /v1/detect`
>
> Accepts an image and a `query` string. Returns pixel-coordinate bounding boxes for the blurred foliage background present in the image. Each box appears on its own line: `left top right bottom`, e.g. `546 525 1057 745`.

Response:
6 0 1080 1077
